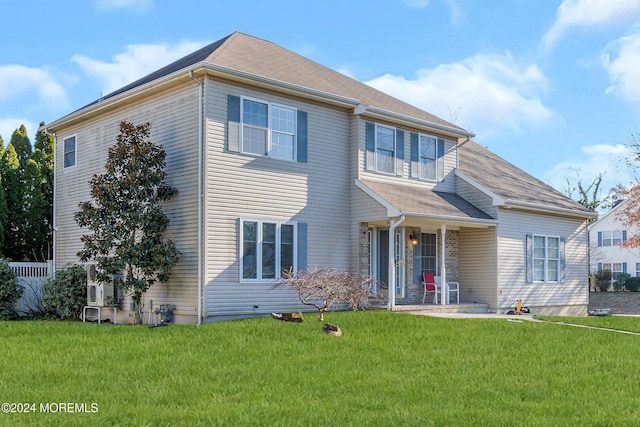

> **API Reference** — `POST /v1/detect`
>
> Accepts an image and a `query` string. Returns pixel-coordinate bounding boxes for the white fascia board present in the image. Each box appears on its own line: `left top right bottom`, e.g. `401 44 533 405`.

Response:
355 179 401 217
201 63 361 108
455 169 505 205
355 104 475 140
502 199 598 219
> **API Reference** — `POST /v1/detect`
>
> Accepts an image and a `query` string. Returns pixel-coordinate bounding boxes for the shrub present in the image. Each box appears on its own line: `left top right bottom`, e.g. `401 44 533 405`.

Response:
625 277 640 292
613 273 631 292
42 264 87 319
0 258 22 320
595 270 612 292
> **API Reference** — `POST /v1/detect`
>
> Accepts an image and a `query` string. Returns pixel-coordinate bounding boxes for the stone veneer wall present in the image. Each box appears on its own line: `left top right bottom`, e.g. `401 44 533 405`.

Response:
402 228 459 305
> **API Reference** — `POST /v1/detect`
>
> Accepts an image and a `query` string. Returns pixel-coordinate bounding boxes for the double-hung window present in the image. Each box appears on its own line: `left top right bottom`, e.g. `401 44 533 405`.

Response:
418 135 437 181
63 135 77 168
410 132 444 181
375 124 396 174
240 97 296 161
413 232 438 283
598 230 626 246
527 234 564 283
228 95 307 163
240 219 297 281
365 122 404 176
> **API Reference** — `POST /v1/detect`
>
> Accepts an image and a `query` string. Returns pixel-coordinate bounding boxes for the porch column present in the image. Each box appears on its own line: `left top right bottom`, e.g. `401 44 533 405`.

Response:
441 224 447 305
388 216 405 310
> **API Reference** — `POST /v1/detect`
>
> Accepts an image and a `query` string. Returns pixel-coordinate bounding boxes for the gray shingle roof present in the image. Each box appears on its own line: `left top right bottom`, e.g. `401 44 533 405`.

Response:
360 179 495 221
89 32 463 132
458 140 594 215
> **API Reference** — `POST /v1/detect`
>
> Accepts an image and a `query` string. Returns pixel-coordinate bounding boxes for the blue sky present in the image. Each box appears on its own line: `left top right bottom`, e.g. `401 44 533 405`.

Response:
2 0 640 200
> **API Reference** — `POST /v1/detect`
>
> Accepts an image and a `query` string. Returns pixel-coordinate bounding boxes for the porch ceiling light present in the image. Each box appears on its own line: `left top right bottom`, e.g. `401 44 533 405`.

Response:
408 233 419 246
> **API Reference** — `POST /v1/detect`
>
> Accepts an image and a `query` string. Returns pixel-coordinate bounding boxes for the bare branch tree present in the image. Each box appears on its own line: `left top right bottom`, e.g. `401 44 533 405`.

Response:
275 267 375 321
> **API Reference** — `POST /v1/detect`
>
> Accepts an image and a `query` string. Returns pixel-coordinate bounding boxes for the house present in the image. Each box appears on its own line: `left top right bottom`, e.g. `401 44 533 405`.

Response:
589 199 640 286
46 32 596 324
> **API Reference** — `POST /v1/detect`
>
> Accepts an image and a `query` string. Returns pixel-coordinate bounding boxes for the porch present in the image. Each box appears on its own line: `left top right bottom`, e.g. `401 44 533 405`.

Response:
355 179 499 312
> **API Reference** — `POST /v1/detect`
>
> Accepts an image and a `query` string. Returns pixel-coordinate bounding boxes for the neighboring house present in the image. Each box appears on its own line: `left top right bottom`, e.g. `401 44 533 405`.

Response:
589 199 640 286
46 32 596 324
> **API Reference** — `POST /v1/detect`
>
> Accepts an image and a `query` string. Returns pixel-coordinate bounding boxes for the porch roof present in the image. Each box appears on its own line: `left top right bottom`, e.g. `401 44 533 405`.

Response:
357 179 496 226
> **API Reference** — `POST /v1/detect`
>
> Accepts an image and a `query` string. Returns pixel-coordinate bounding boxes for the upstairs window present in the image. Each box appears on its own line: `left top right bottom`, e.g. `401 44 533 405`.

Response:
598 230 626 246
419 135 437 181
410 133 445 182
365 122 404 176
63 135 76 168
227 95 307 162
376 124 396 174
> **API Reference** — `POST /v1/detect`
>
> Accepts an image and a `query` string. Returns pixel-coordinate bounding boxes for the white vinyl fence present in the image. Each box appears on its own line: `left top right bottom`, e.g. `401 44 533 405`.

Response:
12 261 53 316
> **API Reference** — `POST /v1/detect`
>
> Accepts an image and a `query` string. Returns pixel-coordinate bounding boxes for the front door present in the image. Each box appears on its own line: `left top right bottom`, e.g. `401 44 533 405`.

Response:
377 229 404 298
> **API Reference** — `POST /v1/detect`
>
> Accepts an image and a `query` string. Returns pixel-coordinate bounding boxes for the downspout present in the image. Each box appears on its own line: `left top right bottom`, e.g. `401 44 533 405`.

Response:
189 70 204 326
388 215 406 310
50 131 57 276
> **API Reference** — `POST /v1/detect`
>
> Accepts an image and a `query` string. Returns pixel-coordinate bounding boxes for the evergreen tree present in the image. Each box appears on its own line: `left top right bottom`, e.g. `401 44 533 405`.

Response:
75 121 180 323
9 124 32 169
23 159 47 260
1 144 24 260
31 123 54 259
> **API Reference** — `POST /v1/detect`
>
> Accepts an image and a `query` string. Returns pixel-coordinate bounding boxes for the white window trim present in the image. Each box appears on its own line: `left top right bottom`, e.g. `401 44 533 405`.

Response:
417 132 438 182
63 134 77 169
239 218 298 283
533 234 560 283
374 123 396 175
240 96 297 162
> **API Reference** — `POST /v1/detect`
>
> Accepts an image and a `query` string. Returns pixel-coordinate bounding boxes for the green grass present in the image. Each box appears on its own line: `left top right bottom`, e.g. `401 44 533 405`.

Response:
1 311 640 426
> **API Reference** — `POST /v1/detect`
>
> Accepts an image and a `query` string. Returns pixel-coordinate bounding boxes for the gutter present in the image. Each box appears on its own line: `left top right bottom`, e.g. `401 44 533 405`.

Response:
502 200 598 219
356 104 475 139
189 70 204 326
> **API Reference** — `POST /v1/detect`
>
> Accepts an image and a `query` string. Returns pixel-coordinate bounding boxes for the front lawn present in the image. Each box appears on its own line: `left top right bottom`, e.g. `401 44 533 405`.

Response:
1 311 639 426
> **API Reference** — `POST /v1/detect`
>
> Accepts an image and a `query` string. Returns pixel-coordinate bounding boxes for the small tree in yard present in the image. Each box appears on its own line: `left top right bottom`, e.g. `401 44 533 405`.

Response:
276 267 374 321
75 121 180 323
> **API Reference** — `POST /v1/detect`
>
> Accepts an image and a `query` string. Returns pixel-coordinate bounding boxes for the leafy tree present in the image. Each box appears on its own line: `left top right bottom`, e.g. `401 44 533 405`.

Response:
42 264 87 319
75 121 180 323
275 267 375 321
0 258 22 319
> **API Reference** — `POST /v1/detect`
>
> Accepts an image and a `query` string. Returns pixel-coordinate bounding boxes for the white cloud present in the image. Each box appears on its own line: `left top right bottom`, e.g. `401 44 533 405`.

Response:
0 65 67 105
71 40 209 95
545 144 634 198
603 32 640 104
542 0 640 52
94 0 155 13
365 51 552 137
0 118 38 145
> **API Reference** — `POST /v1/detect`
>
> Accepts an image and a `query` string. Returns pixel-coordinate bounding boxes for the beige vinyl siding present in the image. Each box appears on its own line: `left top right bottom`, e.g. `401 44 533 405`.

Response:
203 78 352 318
358 120 457 192
496 209 588 314
458 227 497 308
455 176 498 218
54 84 201 320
